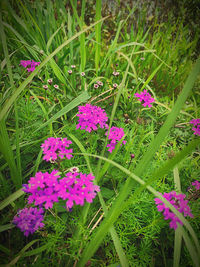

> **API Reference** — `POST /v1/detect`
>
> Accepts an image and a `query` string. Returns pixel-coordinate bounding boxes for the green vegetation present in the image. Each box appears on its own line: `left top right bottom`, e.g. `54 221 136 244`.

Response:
0 1 199 266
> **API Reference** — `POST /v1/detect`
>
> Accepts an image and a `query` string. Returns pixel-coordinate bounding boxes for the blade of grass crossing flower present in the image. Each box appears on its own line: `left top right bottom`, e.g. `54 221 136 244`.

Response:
65 132 129 267
173 167 182 267
0 16 109 120
95 0 102 74
0 189 24 211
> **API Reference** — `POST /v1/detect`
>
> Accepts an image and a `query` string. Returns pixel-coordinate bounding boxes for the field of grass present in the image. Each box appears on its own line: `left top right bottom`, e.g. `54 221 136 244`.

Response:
0 1 200 266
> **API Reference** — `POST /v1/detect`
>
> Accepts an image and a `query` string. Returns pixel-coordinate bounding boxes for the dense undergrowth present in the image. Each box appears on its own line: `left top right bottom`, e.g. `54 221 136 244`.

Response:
0 0 200 266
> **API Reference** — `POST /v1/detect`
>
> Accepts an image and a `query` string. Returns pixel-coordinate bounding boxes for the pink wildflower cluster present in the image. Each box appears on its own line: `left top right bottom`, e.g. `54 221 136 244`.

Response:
41 137 73 162
190 118 200 136
154 191 193 230
134 90 155 108
191 180 200 190
23 170 100 210
13 207 44 236
20 60 40 72
76 104 108 132
106 127 126 153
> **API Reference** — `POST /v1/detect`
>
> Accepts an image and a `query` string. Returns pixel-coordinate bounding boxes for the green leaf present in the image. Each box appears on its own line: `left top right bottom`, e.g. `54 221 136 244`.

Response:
0 189 24 211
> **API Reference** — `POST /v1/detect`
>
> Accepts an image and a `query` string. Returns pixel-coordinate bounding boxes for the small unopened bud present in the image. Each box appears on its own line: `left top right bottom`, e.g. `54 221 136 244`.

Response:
131 153 135 159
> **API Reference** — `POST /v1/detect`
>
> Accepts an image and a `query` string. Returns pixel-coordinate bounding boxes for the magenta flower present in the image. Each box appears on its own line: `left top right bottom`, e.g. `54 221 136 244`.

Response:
55 172 100 209
20 60 40 72
13 207 44 236
23 170 60 209
191 180 200 190
41 137 73 162
134 90 155 108
94 84 99 89
106 126 126 153
154 191 193 230
76 104 109 132
190 119 200 136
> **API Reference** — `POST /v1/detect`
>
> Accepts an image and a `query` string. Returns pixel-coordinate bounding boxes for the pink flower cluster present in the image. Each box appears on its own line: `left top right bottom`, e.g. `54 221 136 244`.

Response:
41 137 73 162
13 207 44 236
190 118 200 136
20 60 40 72
106 127 126 153
134 90 155 108
191 180 200 190
76 104 108 132
154 191 193 230
23 170 100 210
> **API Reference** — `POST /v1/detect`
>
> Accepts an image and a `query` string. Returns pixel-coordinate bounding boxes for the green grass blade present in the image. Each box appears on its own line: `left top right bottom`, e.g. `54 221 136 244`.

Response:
33 91 90 133
173 226 182 267
181 227 200 267
0 224 14 233
6 239 39 267
0 15 109 120
46 23 63 52
95 0 102 74
0 189 24 211
0 121 21 188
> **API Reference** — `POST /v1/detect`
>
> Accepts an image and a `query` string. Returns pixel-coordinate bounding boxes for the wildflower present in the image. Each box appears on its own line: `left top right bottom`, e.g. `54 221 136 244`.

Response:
68 70 72 74
69 166 80 173
131 153 135 159
13 207 44 236
134 90 155 108
23 170 60 209
113 83 118 88
71 65 76 68
56 172 100 209
191 180 200 190
81 72 85 77
43 85 48 90
189 119 200 136
41 137 73 162
116 63 119 67
47 79 53 85
106 127 126 153
154 191 193 230
140 57 145 60
94 84 99 89
54 84 59 89
112 71 119 76
76 104 108 132
20 60 40 72
97 81 103 86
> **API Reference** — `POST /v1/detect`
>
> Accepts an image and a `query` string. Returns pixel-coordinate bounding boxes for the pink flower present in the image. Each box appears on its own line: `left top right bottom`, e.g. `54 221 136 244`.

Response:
154 191 193 230
134 90 155 108
191 180 200 190
76 104 108 132
106 127 126 153
190 119 200 136
20 60 40 72
13 207 44 236
41 137 73 162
